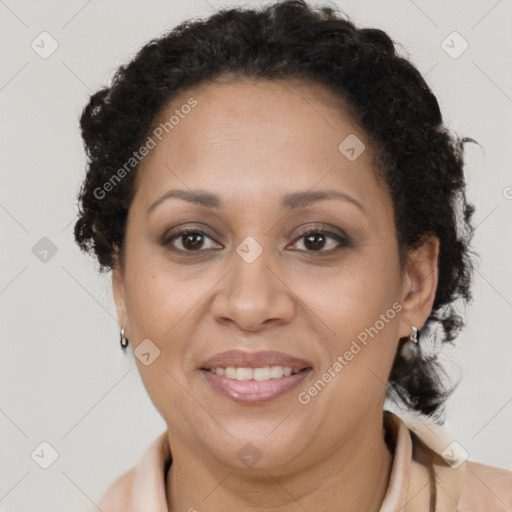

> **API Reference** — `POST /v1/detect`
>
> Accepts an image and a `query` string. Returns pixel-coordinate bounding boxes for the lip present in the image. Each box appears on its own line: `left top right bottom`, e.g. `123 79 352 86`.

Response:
200 350 312 371
201 367 313 404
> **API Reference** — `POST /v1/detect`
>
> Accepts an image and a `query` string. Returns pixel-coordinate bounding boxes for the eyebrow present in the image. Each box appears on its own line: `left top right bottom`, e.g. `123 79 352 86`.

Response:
146 188 365 217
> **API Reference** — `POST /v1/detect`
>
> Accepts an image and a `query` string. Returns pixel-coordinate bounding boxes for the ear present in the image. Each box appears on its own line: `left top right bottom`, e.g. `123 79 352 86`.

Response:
112 244 127 330
398 234 440 339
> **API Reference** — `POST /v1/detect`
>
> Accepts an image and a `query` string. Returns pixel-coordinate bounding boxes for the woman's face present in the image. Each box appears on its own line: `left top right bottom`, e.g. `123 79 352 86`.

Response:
112 77 438 473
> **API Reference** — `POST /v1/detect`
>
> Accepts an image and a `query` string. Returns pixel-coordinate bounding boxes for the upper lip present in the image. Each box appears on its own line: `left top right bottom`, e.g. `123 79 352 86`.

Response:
200 350 312 370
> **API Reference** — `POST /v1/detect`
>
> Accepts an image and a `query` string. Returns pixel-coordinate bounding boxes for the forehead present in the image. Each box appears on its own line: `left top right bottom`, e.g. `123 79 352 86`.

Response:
133 77 387 215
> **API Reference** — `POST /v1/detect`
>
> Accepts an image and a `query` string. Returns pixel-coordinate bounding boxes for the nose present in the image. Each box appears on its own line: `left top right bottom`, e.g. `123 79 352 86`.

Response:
210 249 295 332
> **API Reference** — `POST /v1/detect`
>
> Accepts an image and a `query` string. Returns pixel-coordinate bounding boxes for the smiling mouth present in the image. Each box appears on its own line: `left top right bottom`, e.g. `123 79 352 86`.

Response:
200 366 313 404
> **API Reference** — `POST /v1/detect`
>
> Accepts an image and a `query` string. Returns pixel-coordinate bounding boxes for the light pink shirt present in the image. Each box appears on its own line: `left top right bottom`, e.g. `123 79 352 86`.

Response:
95 411 512 511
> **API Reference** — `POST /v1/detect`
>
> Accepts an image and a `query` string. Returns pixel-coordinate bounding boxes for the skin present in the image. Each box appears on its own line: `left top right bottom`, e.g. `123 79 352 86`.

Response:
112 77 439 512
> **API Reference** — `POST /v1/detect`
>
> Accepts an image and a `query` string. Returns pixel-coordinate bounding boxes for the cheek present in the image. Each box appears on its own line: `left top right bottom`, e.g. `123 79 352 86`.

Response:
124 267 198 343
304 246 400 330
123 230 192 333
123 253 221 376
298 247 401 383
123 261 203 417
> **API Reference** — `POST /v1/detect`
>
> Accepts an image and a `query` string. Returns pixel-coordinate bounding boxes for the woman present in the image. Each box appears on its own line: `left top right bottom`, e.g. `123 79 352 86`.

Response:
73 1 512 510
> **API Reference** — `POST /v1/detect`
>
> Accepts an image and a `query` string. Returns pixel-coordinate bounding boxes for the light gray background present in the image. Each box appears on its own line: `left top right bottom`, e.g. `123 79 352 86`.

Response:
1 0 511 510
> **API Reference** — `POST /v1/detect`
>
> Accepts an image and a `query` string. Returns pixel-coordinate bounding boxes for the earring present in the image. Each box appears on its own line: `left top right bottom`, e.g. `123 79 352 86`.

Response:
409 325 419 344
400 325 419 360
120 325 129 349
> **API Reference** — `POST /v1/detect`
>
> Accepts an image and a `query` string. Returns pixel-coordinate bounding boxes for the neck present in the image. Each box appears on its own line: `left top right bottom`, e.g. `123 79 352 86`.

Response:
166 409 393 512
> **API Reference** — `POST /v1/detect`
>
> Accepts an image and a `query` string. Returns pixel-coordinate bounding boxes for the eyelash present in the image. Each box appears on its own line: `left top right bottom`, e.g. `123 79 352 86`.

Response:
162 226 349 255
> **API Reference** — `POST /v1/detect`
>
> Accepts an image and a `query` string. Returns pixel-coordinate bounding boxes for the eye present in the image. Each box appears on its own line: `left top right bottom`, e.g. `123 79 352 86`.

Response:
289 228 348 253
163 228 222 252
162 225 349 255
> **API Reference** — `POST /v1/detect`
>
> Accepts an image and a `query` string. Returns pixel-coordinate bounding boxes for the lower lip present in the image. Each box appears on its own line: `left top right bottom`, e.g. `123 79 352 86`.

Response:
201 368 312 404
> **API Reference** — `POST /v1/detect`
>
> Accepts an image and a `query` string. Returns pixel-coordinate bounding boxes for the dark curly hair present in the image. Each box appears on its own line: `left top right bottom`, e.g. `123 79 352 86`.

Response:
74 0 476 421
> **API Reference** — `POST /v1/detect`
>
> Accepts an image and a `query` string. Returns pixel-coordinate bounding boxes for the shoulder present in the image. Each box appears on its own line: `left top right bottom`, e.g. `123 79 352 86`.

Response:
93 466 137 511
457 460 512 511
397 411 512 511
91 429 171 511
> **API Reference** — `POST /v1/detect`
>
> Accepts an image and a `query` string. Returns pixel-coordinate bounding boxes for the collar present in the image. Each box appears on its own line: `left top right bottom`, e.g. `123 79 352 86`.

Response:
103 410 466 511
380 410 466 511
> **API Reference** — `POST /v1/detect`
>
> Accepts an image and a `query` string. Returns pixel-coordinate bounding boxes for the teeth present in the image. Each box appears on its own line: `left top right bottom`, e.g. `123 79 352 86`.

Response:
270 366 283 378
236 367 253 381
211 366 301 381
225 367 237 379
254 367 271 381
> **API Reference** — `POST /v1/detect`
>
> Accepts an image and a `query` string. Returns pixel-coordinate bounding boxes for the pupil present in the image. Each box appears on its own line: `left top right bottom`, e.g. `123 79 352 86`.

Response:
183 233 203 250
305 233 325 250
